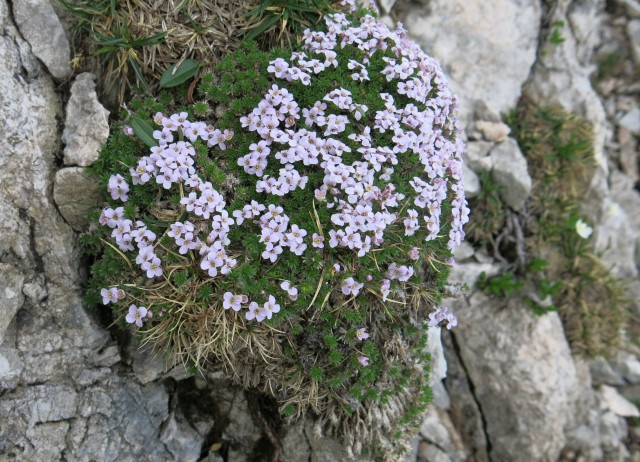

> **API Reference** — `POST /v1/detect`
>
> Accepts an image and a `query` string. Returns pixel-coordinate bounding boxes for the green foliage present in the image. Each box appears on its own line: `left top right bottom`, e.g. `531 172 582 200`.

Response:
477 271 524 298
245 0 333 45
159 59 200 88
549 20 565 45
465 171 506 245
499 104 629 354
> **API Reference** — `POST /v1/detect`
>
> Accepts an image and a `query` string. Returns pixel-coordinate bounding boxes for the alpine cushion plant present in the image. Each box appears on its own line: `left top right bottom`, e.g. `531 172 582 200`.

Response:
87 3 467 459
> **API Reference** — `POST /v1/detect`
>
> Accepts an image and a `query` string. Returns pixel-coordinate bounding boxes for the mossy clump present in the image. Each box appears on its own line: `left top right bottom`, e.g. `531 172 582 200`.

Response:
84 9 468 460
62 0 260 101
477 103 628 356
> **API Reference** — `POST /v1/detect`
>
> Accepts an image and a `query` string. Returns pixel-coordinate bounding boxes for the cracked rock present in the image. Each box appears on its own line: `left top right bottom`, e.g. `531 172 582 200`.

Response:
442 263 580 461
402 0 540 120
62 73 110 166
489 138 532 211
11 0 71 80
0 263 25 346
53 167 102 231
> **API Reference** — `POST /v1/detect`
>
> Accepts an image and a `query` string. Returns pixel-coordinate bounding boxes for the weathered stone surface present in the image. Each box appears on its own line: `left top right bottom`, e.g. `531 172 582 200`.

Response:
463 141 493 173
418 442 453 462
12 0 71 80
62 73 110 166
616 351 640 384
616 0 640 17
160 411 207 462
378 0 397 14
596 172 640 280
462 164 480 198
619 107 640 134
0 264 24 346
419 407 468 462
601 385 640 417
53 167 102 231
282 419 365 462
128 337 190 385
628 20 640 64
442 263 579 461
452 241 474 262
590 356 626 386
402 0 540 120
427 326 447 386
489 138 532 211
473 121 511 143
524 0 608 170
441 330 490 462
0 3 203 459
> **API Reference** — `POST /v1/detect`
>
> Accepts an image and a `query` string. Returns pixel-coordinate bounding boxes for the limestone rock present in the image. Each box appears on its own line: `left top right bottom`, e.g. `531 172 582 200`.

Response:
442 285 579 461
590 356 626 386
0 264 24 346
378 0 397 14
489 138 532 211
523 0 608 171
462 164 480 198
282 420 364 462
628 20 640 65
403 0 541 121
464 141 493 173
12 0 71 80
596 172 640 279
53 167 102 231
616 0 640 17
601 385 640 417
427 326 447 386
418 442 453 462
616 351 640 384
619 107 640 135
160 411 207 462
452 241 474 262
62 73 110 166
473 121 511 143
419 407 468 462
128 337 190 384
0 5 202 459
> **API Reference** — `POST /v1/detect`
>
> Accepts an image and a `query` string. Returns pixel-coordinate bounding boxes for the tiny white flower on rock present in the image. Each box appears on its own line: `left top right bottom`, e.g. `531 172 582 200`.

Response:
575 219 593 239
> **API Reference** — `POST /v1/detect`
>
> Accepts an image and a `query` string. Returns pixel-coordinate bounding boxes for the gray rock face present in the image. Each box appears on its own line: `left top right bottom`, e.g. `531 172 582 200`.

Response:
442 264 579 462
419 407 468 462
462 164 480 198
11 0 71 80
619 107 640 134
62 73 110 166
0 264 24 346
464 141 493 172
53 167 102 231
403 0 541 121
489 138 532 211
0 3 199 459
627 20 640 64
523 0 608 169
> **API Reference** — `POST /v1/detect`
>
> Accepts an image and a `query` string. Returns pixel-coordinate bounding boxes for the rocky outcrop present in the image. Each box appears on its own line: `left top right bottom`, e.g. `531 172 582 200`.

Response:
12 0 72 80
0 1 200 459
62 73 110 166
399 0 541 121
1 0 639 461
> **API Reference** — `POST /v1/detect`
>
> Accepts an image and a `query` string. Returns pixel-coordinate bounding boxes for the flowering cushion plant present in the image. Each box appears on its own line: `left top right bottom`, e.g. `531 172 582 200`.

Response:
86 4 467 458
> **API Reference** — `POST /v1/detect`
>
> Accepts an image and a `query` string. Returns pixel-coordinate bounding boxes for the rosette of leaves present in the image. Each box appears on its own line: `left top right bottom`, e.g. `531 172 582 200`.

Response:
86 7 468 459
